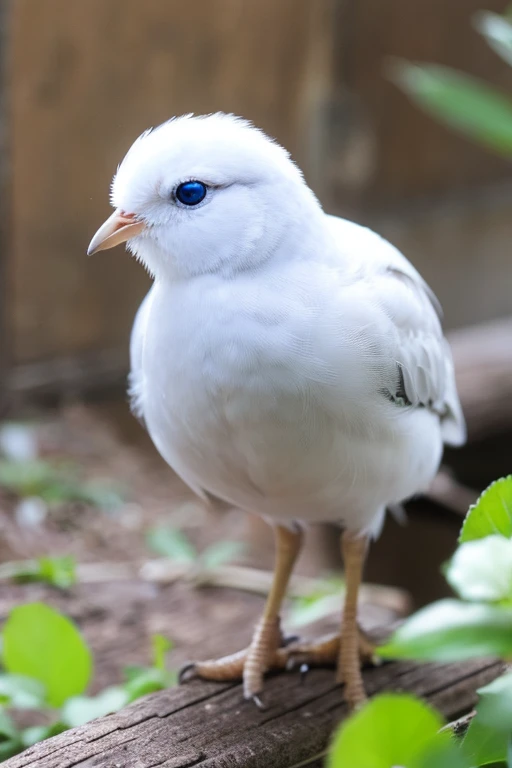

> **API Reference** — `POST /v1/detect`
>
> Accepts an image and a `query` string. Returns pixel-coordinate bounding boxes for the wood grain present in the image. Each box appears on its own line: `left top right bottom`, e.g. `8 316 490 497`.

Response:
2 658 502 768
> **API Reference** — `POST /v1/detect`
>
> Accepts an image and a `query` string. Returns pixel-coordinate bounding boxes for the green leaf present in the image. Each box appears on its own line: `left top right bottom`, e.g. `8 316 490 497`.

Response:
475 12 512 68
464 723 505 764
151 633 173 672
288 593 341 628
38 556 77 589
418 740 470 768
0 458 123 508
463 672 512 766
447 536 512 603
0 739 23 761
75 484 124 511
3 603 92 707
1 559 41 583
62 687 129 728
460 477 512 543
378 599 512 661
200 540 245 569
418 741 470 768
463 718 505 765
389 62 512 155
0 460 57 498
21 722 67 748
0 556 76 589
122 633 178 699
146 526 196 562
0 674 46 709
287 576 345 628
122 667 176 702
0 711 20 742
0 711 23 760
327 693 464 768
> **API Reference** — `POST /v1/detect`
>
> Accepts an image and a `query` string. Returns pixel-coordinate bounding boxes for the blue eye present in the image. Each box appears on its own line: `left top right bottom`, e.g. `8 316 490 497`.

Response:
175 181 207 206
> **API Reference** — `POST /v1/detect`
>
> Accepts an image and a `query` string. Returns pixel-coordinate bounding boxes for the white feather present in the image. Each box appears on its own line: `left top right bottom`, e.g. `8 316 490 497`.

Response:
116 113 465 538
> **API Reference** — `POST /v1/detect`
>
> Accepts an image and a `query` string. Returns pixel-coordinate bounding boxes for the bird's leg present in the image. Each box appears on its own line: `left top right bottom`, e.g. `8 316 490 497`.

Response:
281 531 372 711
243 523 303 701
179 523 303 702
338 530 370 709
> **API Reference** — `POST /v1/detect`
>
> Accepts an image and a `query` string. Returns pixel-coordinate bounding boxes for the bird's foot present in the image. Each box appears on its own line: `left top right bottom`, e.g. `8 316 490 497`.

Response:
179 616 297 708
284 625 379 709
285 625 378 670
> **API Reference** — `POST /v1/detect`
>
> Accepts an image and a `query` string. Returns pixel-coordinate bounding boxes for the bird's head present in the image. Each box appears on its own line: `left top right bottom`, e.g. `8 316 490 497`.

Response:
88 113 320 279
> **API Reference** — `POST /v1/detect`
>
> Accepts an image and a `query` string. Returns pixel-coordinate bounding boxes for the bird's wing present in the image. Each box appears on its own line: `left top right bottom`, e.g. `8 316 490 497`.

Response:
128 286 155 421
328 217 466 446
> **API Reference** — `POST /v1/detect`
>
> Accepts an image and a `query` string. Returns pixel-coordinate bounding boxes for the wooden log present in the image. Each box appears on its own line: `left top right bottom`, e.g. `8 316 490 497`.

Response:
450 317 512 442
3 658 502 768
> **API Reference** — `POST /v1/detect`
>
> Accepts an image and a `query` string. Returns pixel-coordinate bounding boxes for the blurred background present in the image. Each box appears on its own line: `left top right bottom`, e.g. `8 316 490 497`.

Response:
0 0 511 724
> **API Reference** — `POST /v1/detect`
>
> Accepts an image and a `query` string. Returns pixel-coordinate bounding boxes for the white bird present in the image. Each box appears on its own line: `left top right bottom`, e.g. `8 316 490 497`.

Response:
88 113 465 709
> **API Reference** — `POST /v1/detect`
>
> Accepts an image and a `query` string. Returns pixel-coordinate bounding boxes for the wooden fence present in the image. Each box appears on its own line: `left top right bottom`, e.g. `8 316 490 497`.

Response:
1 0 511 397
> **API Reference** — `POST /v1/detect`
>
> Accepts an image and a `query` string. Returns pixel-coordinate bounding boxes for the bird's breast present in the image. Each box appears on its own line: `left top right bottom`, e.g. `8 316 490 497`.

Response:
135 277 442 528
137 279 341 504
140 279 329 492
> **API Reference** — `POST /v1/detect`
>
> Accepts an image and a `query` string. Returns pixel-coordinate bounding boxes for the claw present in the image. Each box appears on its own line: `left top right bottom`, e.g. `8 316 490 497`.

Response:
282 634 300 647
250 693 267 711
178 663 197 684
299 663 309 684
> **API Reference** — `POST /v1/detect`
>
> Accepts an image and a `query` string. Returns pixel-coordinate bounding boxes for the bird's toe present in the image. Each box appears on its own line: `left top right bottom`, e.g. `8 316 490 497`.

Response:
178 662 198 684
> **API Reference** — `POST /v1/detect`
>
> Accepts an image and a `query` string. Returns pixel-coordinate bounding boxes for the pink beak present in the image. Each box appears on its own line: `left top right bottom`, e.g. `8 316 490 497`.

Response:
87 209 145 255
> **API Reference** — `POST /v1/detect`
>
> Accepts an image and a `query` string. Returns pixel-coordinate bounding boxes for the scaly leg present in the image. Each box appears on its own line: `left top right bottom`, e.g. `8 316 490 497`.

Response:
179 523 303 706
338 531 370 709
281 531 372 710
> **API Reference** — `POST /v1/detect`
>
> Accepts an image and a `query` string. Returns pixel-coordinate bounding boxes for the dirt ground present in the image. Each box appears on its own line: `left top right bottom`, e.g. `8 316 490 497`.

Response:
0 401 258 688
